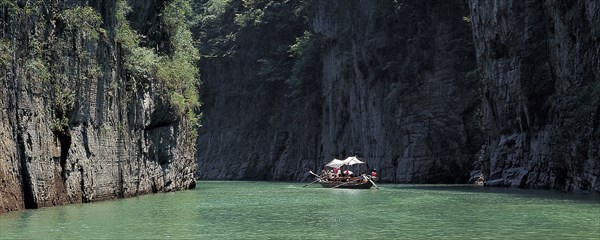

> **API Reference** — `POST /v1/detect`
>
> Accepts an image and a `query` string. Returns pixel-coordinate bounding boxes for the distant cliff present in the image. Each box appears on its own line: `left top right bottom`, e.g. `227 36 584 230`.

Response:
196 0 598 192
196 0 482 183
0 0 199 213
469 0 599 191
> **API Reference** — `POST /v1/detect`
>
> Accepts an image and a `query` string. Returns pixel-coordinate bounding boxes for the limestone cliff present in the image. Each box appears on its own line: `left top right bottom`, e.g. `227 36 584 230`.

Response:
196 0 481 183
197 0 598 192
469 0 599 191
195 0 320 180
0 0 197 214
313 0 481 183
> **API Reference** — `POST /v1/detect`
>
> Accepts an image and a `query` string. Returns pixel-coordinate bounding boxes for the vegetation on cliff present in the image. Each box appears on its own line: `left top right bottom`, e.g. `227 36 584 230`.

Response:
0 0 201 135
1 0 201 213
117 0 201 130
195 0 321 126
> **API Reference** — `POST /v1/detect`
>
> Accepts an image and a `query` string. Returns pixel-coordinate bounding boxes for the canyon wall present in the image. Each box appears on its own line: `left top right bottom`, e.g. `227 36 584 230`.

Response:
0 0 197 214
469 0 599 191
195 0 321 180
197 0 598 192
196 0 482 183
313 0 481 183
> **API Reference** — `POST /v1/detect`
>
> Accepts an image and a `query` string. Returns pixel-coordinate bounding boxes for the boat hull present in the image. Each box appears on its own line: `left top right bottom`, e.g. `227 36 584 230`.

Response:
319 180 373 189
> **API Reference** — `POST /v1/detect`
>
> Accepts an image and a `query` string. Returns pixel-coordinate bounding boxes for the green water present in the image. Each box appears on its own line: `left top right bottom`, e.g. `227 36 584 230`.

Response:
1 182 599 239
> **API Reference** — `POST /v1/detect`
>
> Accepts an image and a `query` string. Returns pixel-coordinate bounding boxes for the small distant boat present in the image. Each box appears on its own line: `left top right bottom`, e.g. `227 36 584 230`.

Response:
306 156 379 189
475 174 485 186
318 177 374 189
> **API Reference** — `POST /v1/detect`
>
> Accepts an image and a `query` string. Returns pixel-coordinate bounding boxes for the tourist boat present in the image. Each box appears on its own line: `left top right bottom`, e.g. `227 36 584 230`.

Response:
318 177 374 189
306 156 380 189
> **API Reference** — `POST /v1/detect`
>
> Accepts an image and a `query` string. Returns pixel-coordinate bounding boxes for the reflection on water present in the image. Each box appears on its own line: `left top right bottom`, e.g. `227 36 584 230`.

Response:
1 182 599 239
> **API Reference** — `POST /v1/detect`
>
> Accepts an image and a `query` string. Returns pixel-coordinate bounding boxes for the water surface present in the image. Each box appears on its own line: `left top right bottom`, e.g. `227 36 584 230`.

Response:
1 181 599 239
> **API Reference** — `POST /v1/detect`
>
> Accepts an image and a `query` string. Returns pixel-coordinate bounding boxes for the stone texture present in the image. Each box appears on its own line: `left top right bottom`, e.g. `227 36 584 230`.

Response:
0 0 196 214
469 0 600 192
0 85 24 212
196 0 482 183
314 0 481 183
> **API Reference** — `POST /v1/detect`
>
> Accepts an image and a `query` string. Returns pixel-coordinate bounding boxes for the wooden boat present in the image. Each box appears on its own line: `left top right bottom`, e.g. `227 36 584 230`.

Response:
305 156 380 189
318 178 374 189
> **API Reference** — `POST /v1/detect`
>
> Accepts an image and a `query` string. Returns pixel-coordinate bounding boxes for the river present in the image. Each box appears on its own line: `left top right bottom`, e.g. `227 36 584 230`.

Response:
1 181 599 239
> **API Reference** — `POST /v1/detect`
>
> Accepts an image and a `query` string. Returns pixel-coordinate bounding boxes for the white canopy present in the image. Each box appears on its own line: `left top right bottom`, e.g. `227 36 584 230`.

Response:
324 156 365 168
325 159 345 168
342 156 365 165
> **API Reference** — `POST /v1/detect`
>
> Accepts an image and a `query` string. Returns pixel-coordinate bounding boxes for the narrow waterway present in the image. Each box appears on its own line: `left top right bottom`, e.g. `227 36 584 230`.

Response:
1 181 599 239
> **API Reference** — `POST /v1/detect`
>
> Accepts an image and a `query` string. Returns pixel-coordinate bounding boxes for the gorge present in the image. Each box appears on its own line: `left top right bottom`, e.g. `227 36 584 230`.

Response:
1 0 598 214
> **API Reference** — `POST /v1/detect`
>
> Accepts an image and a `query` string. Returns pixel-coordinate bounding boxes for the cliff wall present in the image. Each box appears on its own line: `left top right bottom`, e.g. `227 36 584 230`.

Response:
469 0 599 191
0 0 197 214
196 0 481 182
313 0 481 183
195 0 320 180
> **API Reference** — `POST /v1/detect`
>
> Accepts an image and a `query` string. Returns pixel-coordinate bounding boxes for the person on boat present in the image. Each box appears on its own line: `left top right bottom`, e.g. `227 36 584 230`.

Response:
370 169 378 180
333 167 339 177
321 169 328 180
344 169 354 177
475 174 485 185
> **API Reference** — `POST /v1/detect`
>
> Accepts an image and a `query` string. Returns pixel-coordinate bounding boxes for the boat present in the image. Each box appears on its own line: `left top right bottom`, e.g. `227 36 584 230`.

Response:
306 156 380 189
318 176 374 189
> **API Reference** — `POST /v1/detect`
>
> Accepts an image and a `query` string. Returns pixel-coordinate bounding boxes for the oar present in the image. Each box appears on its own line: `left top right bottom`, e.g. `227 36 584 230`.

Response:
333 179 360 188
303 179 321 187
367 177 380 190
308 171 322 179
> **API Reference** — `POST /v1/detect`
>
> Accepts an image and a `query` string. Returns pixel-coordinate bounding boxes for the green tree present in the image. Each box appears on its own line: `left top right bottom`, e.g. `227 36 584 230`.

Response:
157 0 201 127
116 0 159 79
115 0 201 130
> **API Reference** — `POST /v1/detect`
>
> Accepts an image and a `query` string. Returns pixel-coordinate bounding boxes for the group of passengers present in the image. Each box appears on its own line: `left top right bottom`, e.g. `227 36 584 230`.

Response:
320 168 377 182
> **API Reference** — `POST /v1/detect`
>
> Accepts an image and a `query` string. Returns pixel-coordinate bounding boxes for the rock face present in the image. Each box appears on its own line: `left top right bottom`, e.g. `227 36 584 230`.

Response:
0 0 196 214
195 1 321 180
469 0 600 191
313 0 481 183
196 0 482 183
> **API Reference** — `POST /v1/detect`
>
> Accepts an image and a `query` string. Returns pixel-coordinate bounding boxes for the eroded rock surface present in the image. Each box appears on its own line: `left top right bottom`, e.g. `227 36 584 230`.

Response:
469 0 599 191
196 0 481 183
0 0 196 214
